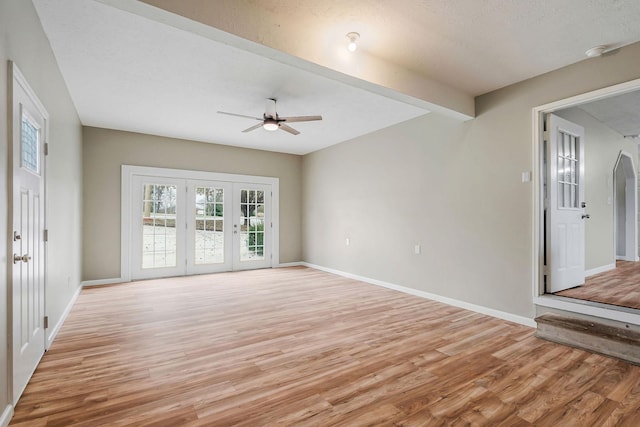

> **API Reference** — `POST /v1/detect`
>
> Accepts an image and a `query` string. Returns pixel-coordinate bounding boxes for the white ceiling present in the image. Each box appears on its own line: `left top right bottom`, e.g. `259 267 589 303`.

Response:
32 0 429 155
33 0 640 155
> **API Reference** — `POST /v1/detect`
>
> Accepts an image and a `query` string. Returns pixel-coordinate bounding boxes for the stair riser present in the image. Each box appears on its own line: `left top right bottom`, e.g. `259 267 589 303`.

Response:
536 324 640 365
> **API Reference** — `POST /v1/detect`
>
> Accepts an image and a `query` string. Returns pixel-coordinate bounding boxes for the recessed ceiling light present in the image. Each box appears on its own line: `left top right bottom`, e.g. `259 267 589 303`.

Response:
585 45 606 58
346 32 360 52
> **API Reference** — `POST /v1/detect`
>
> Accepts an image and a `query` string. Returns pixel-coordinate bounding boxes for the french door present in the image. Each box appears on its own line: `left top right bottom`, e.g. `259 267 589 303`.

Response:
129 174 272 280
233 184 272 270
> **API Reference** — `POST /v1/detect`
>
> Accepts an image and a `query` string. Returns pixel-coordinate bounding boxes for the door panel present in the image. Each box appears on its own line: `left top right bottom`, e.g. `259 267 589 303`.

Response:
131 177 185 280
546 114 586 293
186 180 232 274
11 64 47 404
233 184 271 270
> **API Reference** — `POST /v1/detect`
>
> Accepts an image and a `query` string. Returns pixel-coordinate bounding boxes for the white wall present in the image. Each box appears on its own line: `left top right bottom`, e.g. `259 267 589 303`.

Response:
303 41 640 321
0 0 82 418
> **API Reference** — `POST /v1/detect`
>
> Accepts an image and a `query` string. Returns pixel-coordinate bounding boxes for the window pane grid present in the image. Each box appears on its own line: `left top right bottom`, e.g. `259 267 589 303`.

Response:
240 189 265 261
194 187 224 265
21 114 39 174
142 184 177 269
557 131 579 209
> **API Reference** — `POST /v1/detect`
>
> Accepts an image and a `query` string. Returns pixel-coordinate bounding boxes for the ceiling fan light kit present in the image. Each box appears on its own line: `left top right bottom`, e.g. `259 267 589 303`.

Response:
263 119 279 131
217 98 322 136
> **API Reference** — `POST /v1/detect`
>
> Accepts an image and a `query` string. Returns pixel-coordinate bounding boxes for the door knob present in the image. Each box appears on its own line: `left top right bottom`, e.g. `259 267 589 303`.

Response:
581 214 590 219
13 254 31 264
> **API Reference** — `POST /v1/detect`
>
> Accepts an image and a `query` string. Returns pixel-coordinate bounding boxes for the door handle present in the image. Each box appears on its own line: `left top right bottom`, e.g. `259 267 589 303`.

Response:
581 214 590 219
13 254 31 264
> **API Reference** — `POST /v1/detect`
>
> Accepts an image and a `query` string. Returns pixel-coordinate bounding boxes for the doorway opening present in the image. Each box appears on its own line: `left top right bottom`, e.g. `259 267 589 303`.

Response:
121 166 279 281
613 151 638 262
533 77 640 324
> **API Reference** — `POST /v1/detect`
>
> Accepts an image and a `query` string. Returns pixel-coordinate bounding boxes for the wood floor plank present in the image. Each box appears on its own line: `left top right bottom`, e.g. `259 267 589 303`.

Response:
556 260 640 309
10 266 640 426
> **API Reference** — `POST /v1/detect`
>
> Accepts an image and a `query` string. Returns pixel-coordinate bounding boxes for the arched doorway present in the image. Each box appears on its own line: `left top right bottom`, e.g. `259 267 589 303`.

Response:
613 151 638 262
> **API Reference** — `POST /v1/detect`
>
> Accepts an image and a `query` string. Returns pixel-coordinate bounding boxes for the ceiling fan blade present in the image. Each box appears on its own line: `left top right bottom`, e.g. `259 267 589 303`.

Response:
279 124 300 135
242 123 264 133
217 111 262 121
265 98 277 118
280 115 323 123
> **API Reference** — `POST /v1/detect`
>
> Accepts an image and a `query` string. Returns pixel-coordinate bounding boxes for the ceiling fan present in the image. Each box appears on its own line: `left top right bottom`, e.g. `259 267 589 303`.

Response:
217 98 322 135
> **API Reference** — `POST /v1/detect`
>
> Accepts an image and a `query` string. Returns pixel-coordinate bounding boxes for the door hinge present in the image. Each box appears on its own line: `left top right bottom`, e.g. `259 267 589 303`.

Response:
44 316 49 329
543 130 549 141
43 229 48 242
44 143 49 156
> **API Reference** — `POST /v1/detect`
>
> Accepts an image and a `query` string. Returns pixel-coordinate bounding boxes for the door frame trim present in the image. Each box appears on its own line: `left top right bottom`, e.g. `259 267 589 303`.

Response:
121 165 280 281
532 77 640 324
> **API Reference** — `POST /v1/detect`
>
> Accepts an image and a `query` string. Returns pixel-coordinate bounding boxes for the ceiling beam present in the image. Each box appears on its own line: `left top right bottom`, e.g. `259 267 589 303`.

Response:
98 0 474 120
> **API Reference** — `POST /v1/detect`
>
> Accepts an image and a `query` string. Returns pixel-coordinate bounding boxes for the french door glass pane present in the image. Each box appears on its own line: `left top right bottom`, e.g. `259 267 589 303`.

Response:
141 183 177 269
239 189 265 261
194 186 225 265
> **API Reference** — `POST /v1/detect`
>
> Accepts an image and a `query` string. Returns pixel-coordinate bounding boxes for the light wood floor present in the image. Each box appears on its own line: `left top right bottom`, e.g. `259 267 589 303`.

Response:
11 267 640 426
556 261 640 310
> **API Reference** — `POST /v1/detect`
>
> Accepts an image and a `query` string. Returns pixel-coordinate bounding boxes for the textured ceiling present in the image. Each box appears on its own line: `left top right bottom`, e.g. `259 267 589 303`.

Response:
579 91 640 138
141 0 640 96
33 0 640 154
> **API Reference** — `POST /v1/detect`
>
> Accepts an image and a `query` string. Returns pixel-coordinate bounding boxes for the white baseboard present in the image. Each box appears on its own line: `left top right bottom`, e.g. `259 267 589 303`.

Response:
302 263 536 328
585 263 616 277
46 284 82 350
277 262 303 268
0 405 13 427
81 277 126 287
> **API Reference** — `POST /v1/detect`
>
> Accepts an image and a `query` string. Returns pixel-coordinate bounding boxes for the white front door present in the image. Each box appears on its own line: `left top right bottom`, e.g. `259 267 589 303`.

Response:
10 63 47 404
546 114 586 293
233 184 272 270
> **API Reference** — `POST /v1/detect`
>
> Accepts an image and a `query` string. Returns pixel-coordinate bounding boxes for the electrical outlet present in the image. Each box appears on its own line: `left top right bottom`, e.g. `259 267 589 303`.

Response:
345 238 350 246
414 244 421 255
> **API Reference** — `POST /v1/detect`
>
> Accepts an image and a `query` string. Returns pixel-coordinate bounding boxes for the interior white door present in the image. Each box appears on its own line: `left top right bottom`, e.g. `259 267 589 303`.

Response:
233 183 272 270
546 114 586 293
11 63 47 404
186 180 233 274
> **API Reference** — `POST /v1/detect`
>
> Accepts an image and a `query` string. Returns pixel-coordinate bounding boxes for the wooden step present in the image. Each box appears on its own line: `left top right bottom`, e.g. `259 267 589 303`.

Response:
535 313 640 365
